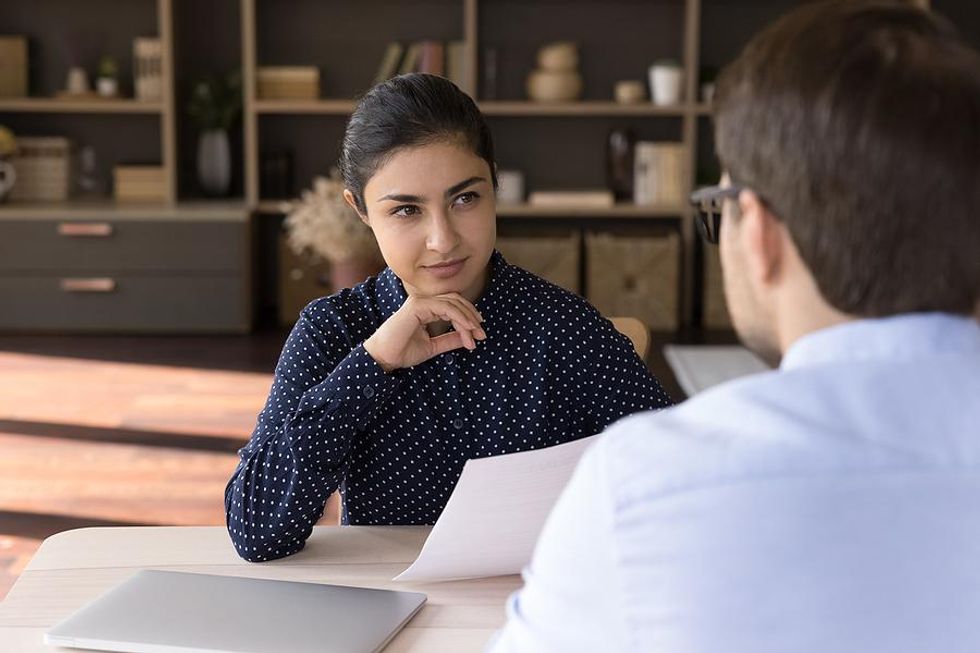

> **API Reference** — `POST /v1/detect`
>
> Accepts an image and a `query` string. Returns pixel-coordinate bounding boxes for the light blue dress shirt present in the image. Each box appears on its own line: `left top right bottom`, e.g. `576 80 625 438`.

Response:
489 313 980 653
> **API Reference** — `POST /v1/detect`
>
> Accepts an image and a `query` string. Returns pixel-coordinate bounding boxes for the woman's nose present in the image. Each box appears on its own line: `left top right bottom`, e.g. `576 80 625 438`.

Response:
426 211 461 254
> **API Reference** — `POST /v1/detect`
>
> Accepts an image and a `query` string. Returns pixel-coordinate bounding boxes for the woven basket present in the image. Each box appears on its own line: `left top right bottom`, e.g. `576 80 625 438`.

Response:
10 137 71 202
586 229 680 330
497 229 581 294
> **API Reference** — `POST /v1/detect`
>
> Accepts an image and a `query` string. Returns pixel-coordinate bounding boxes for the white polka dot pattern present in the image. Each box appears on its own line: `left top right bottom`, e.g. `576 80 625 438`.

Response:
224 251 672 561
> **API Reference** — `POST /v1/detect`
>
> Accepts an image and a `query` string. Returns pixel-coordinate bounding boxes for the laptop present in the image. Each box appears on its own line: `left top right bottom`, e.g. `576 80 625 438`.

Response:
44 569 427 653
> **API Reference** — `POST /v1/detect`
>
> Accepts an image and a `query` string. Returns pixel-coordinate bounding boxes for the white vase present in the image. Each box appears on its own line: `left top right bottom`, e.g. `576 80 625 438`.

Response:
197 129 231 196
649 64 684 106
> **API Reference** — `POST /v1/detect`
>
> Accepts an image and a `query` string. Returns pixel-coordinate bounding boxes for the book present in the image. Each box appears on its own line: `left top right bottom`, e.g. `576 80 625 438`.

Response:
446 41 470 93
373 42 405 85
399 43 421 75
528 190 615 208
418 41 444 76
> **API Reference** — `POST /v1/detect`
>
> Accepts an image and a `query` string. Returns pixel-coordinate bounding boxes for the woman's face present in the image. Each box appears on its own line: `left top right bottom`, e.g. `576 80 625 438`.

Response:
347 140 497 302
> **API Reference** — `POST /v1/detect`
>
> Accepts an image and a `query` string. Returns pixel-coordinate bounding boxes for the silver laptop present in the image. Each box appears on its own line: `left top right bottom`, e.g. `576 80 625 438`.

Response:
44 569 427 653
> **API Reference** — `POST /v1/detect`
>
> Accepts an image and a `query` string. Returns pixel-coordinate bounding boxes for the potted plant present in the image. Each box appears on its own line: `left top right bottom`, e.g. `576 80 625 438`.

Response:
96 55 119 97
283 170 384 292
187 70 241 196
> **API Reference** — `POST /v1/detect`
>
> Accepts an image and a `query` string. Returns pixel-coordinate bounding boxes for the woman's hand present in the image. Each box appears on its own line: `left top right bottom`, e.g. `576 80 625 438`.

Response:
363 293 487 372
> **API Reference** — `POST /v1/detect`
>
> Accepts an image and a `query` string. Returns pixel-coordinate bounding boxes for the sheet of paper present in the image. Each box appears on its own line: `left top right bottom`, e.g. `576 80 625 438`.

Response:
394 434 598 582
663 344 769 397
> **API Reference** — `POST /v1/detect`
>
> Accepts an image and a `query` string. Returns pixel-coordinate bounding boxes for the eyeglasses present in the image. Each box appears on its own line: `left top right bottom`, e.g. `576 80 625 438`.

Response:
689 184 745 244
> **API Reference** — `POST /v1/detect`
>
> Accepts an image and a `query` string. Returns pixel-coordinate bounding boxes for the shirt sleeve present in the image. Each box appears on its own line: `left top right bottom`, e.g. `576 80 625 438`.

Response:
486 440 629 653
224 306 403 562
581 313 674 434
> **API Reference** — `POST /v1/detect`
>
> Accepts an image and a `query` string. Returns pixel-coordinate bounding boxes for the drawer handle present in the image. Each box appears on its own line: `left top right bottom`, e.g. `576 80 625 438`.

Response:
57 223 114 237
60 278 117 293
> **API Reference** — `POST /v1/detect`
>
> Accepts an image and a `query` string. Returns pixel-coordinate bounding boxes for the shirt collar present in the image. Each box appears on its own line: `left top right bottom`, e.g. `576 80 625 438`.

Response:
376 250 516 322
780 312 980 371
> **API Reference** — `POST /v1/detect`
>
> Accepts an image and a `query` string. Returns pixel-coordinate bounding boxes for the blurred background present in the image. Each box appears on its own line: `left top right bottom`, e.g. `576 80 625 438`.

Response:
0 0 974 600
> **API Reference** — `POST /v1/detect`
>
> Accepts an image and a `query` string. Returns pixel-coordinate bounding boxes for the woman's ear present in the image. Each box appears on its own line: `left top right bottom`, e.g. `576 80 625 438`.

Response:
343 189 370 226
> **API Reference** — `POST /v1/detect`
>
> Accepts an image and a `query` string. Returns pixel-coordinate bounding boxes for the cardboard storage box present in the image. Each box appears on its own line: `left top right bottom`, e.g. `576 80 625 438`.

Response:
703 244 732 329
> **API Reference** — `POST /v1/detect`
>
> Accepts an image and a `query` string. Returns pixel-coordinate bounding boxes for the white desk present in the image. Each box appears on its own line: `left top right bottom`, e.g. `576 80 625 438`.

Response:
0 526 522 652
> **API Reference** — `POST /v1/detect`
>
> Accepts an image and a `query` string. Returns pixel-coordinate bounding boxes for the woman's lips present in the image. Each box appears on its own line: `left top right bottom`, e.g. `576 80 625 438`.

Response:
422 257 467 279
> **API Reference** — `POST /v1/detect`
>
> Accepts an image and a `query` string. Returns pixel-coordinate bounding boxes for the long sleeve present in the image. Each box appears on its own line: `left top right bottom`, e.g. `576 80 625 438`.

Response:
579 313 674 434
224 308 403 562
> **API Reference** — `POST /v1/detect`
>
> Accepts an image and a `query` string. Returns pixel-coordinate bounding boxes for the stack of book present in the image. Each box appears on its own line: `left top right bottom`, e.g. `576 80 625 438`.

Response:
257 67 320 100
373 41 470 92
133 38 163 102
633 142 685 207
114 165 166 202
528 190 615 209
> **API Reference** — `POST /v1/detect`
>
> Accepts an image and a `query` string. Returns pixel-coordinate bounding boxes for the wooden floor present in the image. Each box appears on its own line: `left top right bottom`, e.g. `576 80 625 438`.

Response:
0 329 688 602
0 331 298 601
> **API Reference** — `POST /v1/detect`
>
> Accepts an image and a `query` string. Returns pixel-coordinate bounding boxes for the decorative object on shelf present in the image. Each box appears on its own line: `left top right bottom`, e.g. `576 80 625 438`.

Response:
481 47 499 100
9 136 71 202
606 128 635 202
699 66 718 104
95 55 120 98
496 170 525 206
133 37 163 101
114 164 166 202
283 171 383 292
633 141 685 207
528 189 614 209
0 125 17 202
613 80 646 105
648 59 684 106
278 230 332 325
0 37 28 98
60 30 97 97
446 41 470 95
260 151 294 200
586 229 680 331
65 66 91 96
189 70 241 197
75 145 106 197
527 42 582 103
257 66 319 100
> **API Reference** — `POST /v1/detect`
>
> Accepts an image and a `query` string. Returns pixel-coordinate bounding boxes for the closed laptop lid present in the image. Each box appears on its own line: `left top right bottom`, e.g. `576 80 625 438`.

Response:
45 569 427 653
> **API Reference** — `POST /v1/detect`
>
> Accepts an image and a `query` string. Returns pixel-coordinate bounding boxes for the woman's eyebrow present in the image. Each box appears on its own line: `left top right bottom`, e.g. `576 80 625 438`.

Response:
444 176 486 198
377 176 487 204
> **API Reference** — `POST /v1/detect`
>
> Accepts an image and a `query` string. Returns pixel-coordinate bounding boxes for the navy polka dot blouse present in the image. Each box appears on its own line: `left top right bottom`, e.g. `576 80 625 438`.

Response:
225 251 673 562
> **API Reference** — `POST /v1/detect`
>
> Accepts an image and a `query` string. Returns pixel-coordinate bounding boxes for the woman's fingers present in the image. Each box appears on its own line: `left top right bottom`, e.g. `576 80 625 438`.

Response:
428 331 466 357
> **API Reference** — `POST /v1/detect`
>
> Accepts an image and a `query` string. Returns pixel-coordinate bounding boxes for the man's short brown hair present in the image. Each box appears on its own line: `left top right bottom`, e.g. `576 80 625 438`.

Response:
714 0 980 317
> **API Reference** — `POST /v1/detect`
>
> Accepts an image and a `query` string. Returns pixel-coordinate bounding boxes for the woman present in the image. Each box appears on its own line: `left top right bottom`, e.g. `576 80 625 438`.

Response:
225 73 672 562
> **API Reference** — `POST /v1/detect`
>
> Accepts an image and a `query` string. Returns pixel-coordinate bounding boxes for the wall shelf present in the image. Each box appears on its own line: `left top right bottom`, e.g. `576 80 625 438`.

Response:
0 98 165 114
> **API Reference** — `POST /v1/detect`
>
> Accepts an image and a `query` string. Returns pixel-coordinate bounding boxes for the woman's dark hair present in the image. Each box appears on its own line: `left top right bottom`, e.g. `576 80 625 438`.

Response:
714 0 980 317
339 73 498 214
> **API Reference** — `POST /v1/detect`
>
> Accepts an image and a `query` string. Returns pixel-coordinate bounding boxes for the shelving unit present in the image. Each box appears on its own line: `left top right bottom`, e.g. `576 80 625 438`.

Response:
0 0 178 203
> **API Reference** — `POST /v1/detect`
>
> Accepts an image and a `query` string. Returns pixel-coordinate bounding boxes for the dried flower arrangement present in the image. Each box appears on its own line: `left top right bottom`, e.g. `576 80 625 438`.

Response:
284 171 382 265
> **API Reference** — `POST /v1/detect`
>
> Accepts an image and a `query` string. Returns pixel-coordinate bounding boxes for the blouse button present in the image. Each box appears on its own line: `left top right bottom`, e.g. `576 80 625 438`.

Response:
363 386 375 399
452 418 464 430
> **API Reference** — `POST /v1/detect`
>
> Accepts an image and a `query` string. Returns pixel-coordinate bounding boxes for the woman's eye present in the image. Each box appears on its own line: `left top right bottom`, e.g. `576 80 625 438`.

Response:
392 205 420 217
453 192 480 207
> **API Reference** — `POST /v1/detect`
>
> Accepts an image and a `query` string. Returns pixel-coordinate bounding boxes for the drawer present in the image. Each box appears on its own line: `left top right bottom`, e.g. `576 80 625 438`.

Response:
0 220 247 273
0 274 251 332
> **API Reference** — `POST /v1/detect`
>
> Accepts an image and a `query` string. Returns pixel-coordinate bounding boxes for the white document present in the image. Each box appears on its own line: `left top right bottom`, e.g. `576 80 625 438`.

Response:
394 434 598 582
663 344 770 397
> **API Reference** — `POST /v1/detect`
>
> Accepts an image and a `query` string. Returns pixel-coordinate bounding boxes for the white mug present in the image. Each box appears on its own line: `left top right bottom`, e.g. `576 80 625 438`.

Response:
0 160 17 200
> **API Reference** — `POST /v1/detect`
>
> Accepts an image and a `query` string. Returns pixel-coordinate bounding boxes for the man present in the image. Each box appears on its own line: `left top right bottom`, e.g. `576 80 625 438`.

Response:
488 1 980 651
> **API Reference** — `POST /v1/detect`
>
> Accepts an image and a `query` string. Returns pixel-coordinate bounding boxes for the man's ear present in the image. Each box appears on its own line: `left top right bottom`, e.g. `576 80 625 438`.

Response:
738 189 784 286
343 189 370 226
